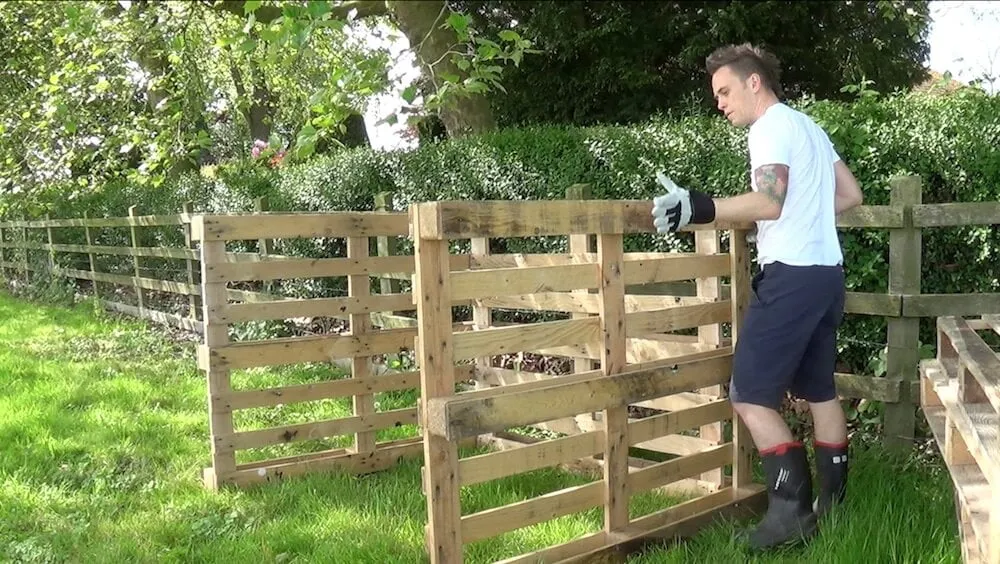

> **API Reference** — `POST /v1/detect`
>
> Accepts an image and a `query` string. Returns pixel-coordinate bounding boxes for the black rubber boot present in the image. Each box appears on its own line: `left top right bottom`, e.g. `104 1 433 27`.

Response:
813 440 849 517
748 442 818 550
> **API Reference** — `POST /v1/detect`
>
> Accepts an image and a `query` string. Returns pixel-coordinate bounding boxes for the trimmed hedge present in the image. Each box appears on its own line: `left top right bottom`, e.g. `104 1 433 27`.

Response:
6 88 1000 374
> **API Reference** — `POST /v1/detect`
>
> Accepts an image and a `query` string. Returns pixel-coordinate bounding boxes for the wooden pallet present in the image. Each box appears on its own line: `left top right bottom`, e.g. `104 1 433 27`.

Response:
919 315 1000 563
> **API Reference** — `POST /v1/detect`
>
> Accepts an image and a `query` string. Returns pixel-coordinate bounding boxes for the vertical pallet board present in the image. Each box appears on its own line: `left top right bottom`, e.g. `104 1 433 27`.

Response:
348 234 376 454
728 228 754 492
919 315 999 563
884 175 922 451
412 203 463 563
598 232 629 533
696 229 724 489
199 227 236 489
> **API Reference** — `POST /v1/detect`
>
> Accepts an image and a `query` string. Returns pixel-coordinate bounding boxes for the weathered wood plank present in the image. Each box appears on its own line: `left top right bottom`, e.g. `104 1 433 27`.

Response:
218 409 417 451
411 203 463 563
597 232 630 533
0 214 189 228
207 328 416 370
425 350 733 440
451 263 600 300
902 294 1000 317
413 200 753 240
729 228 754 492
622 254 732 285
224 437 424 487
476 293 708 315
628 444 733 495
208 255 413 283
625 301 732 337
884 175 922 452
195 212 409 241
835 205 905 228
911 202 1000 227
0 241 196 260
452 317 601 361
215 294 415 324
459 430 604 487
101 300 204 334
833 373 902 402
938 316 1000 414
200 233 235 490
55 267 200 296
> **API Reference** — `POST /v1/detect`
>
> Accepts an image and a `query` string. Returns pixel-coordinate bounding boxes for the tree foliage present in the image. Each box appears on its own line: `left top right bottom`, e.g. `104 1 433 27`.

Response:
451 0 933 126
0 0 532 197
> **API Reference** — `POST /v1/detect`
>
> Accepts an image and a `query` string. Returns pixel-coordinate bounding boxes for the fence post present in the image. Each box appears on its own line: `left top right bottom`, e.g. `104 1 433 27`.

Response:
883 175 922 452
373 192 400 297
45 213 55 272
0 222 6 282
696 229 724 489
128 206 145 312
83 211 100 299
21 216 29 282
182 202 202 322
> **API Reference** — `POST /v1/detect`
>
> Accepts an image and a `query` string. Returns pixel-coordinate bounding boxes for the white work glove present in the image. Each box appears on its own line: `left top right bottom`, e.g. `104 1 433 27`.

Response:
651 172 693 233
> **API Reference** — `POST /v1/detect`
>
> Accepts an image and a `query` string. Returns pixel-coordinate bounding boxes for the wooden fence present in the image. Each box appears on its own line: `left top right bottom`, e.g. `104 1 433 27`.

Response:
3 173 999 496
0 205 204 333
412 199 761 562
919 315 999 563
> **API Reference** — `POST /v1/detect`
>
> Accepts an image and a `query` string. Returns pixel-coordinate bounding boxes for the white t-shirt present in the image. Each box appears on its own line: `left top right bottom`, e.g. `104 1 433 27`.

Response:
748 102 843 267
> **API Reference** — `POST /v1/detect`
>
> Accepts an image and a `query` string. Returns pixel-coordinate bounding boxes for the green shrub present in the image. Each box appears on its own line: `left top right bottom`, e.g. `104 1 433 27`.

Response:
5 88 999 374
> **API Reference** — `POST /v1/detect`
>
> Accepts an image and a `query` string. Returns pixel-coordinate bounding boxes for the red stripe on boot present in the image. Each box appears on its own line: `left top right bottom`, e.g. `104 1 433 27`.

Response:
758 441 803 456
815 440 848 449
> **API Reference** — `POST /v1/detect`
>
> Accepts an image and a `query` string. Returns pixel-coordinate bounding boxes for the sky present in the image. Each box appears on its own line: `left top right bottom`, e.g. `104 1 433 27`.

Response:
363 1 1000 151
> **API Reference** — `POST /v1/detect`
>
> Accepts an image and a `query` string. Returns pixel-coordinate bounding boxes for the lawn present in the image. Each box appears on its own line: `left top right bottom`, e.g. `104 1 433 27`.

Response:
0 292 963 563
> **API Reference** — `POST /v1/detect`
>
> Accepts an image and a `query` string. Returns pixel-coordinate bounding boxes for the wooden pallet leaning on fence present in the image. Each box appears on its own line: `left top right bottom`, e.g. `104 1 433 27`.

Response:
920 315 1000 563
192 210 461 489
412 199 766 563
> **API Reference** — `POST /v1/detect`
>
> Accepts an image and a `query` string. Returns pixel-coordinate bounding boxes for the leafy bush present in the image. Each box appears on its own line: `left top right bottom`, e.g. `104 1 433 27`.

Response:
5 87 999 373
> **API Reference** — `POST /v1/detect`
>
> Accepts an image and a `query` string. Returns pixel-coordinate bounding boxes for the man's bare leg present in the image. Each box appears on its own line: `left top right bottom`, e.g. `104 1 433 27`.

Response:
809 398 849 516
732 402 795 449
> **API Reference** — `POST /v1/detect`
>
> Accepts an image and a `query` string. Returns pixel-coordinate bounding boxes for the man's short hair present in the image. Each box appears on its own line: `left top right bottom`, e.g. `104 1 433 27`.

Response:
706 43 784 98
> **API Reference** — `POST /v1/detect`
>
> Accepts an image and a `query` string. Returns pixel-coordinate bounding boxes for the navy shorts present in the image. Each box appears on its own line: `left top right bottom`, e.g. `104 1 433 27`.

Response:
729 261 845 409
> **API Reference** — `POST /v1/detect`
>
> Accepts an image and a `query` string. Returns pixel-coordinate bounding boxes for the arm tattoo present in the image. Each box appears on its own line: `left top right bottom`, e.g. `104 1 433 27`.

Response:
754 164 790 207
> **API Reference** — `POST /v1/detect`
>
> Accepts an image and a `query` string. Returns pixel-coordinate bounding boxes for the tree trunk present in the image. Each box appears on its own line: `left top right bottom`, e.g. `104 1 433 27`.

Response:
387 0 496 137
229 59 273 144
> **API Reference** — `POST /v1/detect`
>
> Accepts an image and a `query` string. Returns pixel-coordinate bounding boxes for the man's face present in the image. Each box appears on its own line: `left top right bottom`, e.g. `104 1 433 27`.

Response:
711 65 757 127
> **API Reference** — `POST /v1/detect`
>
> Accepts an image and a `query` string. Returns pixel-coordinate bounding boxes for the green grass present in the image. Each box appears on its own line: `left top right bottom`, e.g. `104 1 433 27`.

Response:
0 292 963 563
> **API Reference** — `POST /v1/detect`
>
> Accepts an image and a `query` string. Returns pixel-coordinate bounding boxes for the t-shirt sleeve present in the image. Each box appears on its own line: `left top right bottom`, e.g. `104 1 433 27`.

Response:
829 138 842 163
748 118 793 169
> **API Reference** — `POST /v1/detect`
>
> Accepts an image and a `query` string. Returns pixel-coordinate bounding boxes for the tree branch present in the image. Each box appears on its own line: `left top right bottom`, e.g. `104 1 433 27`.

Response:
209 0 388 24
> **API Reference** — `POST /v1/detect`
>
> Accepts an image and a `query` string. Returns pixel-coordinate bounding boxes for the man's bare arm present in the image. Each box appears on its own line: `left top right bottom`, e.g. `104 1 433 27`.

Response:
833 160 863 214
712 163 789 223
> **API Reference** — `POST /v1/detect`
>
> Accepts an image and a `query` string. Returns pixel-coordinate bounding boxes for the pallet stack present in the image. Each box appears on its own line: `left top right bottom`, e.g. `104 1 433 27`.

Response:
919 315 999 563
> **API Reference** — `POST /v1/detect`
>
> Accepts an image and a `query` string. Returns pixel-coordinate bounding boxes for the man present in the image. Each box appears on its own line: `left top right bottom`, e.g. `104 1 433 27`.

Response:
650 43 864 550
